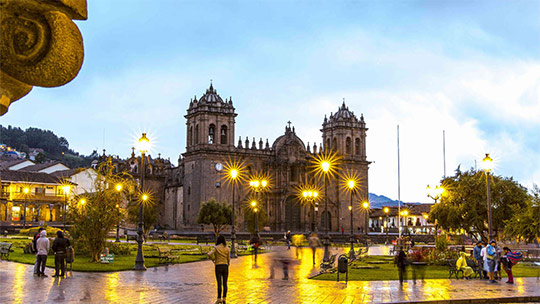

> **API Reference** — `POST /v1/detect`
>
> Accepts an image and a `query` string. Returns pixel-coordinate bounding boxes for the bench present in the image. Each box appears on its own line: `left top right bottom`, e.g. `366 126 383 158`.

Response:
126 231 138 242
467 259 481 278
0 242 12 260
196 235 213 245
448 259 463 279
320 253 338 271
158 247 178 264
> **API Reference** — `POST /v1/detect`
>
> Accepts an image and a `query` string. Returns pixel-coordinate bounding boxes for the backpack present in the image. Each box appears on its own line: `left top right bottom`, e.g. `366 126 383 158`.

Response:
31 233 39 253
506 251 523 266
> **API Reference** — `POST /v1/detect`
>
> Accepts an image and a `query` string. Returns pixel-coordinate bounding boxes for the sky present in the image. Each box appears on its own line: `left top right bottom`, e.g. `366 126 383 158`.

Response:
1 0 539 204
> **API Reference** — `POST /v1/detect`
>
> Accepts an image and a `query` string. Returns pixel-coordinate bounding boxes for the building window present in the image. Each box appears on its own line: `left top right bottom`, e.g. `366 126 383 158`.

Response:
189 126 193 146
208 124 215 144
355 138 360 155
220 125 228 145
346 137 352 154
332 137 337 150
195 125 199 144
326 138 330 151
290 165 298 182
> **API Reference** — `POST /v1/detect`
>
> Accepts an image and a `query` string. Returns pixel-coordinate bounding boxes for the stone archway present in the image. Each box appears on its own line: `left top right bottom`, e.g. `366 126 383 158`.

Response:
284 196 301 232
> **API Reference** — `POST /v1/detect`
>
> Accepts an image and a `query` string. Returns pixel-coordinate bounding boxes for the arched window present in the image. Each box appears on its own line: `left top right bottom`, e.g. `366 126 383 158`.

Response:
220 125 228 144
208 124 215 144
345 137 352 154
326 138 330 151
189 126 193 146
355 138 360 155
195 125 199 144
332 137 337 151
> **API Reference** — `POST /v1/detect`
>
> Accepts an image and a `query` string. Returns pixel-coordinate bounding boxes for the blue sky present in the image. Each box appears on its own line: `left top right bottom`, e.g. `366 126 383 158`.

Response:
2 0 539 203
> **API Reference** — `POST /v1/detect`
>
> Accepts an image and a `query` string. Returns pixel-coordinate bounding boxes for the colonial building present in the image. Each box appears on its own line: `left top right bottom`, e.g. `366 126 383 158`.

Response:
161 84 371 233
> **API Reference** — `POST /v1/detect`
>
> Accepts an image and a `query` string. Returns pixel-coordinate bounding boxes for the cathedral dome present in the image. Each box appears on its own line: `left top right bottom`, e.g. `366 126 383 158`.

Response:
199 83 224 103
328 101 357 123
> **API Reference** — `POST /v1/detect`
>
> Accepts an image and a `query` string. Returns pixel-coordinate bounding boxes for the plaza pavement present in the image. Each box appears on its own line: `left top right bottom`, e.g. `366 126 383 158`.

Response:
1 246 539 304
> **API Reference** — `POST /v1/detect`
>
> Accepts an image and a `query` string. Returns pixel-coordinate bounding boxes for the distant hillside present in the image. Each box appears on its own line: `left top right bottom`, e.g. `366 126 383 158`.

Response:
0 125 98 168
368 193 422 208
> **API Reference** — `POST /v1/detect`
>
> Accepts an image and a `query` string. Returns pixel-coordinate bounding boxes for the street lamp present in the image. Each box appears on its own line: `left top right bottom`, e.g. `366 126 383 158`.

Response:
22 187 29 229
482 153 494 241
362 201 370 236
249 175 270 235
115 183 123 242
400 209 409 236
345 178 357 259
251 200 259 235
62 185 71 231
134 132 150 271
229 167 239 258
383 207 390 244
299 186 319 233
427 184 445 203
310 150 340 263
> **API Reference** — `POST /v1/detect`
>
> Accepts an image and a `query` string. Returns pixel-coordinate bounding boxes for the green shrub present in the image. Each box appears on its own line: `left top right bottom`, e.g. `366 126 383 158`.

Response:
106 242 131 255
20 226 63 237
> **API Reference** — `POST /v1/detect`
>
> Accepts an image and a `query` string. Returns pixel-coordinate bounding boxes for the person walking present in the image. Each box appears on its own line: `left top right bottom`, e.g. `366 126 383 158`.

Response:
486 240 498 283
501 247 514 284
208 235 230 304
456 252 474 279
308 233 321 266
285 231 292 250
249 233 261 264
473 241 484 279
32 227 44 276
396 246 408 285
35 230 49 277
52 230 71 278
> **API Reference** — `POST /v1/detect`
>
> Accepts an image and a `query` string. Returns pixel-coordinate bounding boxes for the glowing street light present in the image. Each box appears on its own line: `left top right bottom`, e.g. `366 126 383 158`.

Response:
115 183 123 242
483 153 494 240
298 185 320 233
427 184 445 203
310 150 340 263
383 207 390 244
61 184 71 231
134 133 150 271
22 186 30 229
222 159 245 259
343 174 359 259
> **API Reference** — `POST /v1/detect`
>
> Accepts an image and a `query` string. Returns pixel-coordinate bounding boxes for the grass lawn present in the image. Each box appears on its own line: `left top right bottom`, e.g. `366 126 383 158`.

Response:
312 255 540 281
1 237 266 272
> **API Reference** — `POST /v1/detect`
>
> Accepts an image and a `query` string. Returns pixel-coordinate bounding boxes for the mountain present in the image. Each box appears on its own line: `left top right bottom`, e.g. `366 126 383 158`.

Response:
368 193 422 208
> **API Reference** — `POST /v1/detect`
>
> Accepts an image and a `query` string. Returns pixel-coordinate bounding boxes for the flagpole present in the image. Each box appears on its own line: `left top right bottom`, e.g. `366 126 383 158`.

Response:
397 125 401 239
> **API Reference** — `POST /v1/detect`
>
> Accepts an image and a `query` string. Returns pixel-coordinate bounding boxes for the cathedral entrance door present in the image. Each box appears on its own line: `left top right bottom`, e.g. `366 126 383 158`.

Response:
284 196 301 232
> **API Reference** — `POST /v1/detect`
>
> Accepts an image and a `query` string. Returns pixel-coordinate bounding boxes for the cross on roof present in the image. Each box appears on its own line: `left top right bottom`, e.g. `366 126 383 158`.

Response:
287 121 292 128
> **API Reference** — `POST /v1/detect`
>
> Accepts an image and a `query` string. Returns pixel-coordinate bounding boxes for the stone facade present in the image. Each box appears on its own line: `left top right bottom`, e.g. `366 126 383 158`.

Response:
163 84 371 233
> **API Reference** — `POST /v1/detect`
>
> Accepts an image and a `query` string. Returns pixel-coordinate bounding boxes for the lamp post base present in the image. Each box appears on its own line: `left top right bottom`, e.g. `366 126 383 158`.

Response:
230 229 238 258
349 236 356 260
322 235 330 262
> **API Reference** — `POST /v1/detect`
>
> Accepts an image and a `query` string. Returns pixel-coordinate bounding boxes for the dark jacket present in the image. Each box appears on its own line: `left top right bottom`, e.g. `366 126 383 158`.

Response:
52 237 71 254
473 245 483 260
397 250 408 268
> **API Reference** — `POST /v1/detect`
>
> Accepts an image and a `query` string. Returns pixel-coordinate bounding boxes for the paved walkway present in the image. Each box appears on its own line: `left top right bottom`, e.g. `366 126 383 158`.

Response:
1 246 539 303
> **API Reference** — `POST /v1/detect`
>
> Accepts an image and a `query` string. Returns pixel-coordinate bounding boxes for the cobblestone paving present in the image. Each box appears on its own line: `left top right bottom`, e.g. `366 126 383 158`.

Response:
1 246 539 303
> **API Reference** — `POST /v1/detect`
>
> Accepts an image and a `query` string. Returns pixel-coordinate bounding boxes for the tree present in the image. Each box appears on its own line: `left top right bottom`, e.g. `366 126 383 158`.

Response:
504 185 540 243
429 168 529 241
127 197 158 241
68 159 134 262
197 199 232 236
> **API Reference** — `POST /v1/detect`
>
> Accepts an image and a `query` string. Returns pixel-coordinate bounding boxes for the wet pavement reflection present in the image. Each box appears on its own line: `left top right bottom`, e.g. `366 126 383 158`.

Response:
1 245 539 303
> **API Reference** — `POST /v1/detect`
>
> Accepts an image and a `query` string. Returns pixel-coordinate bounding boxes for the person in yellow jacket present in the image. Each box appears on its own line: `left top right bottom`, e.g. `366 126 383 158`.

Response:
208 235 231 304
456 251 473 279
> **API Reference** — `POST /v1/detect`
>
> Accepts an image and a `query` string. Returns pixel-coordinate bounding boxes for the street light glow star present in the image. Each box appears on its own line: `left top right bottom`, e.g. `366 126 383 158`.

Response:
309 150 341 180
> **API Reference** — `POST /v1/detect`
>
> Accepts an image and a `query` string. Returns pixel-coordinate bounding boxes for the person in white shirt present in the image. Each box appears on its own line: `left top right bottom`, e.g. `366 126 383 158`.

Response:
36 230 49 277
480 242 488 278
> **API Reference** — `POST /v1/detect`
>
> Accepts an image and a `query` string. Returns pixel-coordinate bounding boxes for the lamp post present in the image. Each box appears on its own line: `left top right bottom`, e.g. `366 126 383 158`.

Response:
249 177 269 236
134 132 150 271
62 185 71 231
22 187 29 229
427 184 445 203
321 161 331 262
400 210 409 236
482 153 494 241
362 201 369 236
383 207 389 244
115 183 123 242
346 179 357 259
230 168 239 258
301 188 319 233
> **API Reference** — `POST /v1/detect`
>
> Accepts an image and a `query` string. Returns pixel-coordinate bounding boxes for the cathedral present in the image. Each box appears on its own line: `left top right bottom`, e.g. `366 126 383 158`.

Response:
159 84 371 233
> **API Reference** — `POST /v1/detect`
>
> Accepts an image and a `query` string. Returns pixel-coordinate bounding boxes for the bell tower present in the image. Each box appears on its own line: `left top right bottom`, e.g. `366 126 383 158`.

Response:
185 83 237 153
321 100 367 161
